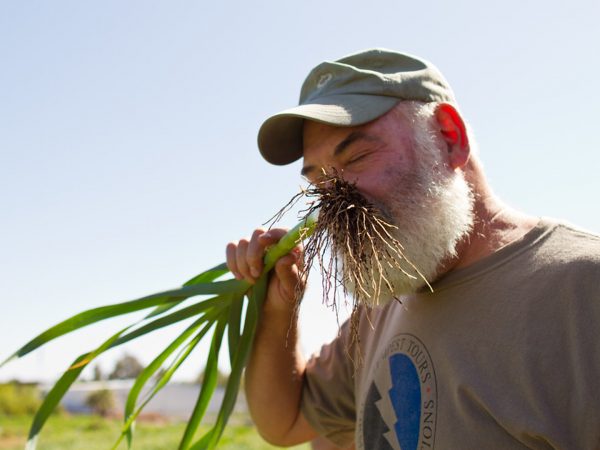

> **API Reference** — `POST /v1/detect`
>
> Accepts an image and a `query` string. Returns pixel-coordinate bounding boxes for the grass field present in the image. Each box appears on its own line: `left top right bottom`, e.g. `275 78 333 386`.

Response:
0 414 311 450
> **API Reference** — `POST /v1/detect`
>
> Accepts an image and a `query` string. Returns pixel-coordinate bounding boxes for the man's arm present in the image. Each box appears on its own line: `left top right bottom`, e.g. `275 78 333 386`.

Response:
245 294 317 445
226 228 317 446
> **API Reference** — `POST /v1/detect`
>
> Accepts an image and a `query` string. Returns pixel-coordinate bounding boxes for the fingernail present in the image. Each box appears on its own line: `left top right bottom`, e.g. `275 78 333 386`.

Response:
251 267 260 277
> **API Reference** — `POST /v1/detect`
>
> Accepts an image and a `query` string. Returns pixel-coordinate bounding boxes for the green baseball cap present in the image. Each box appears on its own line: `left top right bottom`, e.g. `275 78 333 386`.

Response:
258 48 456 165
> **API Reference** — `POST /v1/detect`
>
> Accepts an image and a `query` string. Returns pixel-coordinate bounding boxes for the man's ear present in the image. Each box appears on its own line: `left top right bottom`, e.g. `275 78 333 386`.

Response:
435 103 470 169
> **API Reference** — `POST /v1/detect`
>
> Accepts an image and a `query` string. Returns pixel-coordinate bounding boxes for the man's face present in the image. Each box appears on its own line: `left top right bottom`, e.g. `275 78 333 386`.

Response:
302 106 417 207
301 103 474 301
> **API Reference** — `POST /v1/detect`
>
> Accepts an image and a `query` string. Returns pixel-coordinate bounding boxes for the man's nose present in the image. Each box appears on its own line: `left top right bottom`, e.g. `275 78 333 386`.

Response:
314 168 362 192
310 166 339 188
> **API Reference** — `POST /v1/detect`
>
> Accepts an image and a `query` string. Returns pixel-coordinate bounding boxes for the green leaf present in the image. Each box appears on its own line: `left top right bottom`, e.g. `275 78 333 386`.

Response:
227 295 244 366
9 214 319 450
1 279 247 367
191 275 268 449
179 313 229 450
111 295 225 350
114 308 228 450
25 325 134 450
117 310 223 449
183 263 229 286
145 263 231 319
121 303 227 448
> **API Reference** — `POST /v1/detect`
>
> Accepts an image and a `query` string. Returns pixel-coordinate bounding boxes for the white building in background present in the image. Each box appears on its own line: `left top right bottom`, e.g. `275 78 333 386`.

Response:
42 380 247 419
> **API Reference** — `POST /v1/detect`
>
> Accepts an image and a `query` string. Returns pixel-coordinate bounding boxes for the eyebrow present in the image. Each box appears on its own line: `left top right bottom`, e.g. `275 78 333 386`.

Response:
301 131 379 177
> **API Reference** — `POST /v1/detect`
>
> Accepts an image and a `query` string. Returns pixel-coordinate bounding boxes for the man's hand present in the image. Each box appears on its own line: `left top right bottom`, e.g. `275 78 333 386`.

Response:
224 228 316 446
226 227 305 313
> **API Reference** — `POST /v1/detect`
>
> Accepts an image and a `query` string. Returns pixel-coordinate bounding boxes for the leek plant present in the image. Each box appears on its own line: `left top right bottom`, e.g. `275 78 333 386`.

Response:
2 173 420 450
0 214 317 450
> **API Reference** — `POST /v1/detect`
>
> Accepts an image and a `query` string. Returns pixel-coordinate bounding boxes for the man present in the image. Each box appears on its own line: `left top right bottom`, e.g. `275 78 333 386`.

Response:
226 49 600 449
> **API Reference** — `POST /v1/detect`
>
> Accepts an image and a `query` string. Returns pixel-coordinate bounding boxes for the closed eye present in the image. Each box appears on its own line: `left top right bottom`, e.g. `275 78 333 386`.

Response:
344 150 374 167
347 153 368 164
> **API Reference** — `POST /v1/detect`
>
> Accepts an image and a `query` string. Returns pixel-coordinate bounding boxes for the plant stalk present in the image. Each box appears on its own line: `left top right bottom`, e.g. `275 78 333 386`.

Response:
262 211 318 275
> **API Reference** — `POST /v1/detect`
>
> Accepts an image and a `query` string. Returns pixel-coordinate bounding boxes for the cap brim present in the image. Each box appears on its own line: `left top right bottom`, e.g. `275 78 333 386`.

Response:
258 94 399 165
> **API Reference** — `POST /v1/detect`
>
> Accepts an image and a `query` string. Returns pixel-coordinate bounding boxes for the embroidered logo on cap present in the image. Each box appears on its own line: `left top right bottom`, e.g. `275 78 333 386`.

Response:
316 73 333 89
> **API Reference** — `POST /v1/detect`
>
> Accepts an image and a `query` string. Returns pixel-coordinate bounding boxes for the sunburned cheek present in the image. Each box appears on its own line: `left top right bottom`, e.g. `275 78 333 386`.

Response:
377 164 408 193
350 157 404 196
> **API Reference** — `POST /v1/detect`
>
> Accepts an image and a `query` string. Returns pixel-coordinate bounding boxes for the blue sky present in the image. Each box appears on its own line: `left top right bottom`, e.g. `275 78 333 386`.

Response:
1 0 599 382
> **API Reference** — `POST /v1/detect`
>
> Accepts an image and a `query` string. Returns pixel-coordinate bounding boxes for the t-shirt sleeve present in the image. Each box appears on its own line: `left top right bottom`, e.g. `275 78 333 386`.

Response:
301 319 357 447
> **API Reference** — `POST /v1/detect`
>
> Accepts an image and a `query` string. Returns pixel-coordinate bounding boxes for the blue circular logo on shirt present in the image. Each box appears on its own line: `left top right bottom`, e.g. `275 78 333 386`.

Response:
358 334 437 450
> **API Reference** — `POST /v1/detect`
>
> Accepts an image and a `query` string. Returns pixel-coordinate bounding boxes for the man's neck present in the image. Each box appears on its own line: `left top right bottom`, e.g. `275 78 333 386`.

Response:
449 192 539 272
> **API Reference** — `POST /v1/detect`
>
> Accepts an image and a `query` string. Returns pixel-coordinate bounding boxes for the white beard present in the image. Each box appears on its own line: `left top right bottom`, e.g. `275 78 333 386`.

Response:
348 118 475 305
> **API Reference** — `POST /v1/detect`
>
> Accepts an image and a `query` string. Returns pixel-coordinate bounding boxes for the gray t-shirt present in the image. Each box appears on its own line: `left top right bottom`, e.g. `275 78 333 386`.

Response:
301 219 600 449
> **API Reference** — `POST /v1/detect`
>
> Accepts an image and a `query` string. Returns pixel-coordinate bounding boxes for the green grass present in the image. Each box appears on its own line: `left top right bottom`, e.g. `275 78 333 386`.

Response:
0 414 310 450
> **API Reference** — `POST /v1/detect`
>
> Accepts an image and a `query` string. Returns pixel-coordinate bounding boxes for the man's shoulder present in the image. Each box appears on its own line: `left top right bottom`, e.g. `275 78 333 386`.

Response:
543 219 600 255
536 218 600 273
552 218 600 238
